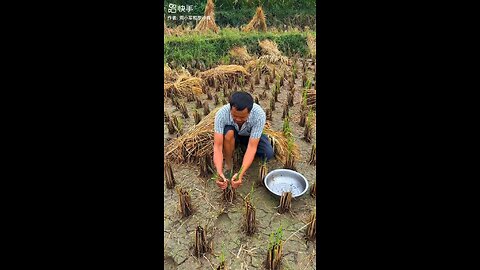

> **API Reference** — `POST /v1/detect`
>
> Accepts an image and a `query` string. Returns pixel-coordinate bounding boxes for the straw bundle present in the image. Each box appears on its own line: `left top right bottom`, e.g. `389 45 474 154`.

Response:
164 75 204 98
165 67 191 84
263 127 300 163
165 107 298 164
258 55 291 66
259 39 281 56
194 0 219 33
165 107 221 163
245 39 292 77
245 56 291 79
229 46 252 64
199 65 250 86
243 7 267 32
245 59 276 76
307 33 316 58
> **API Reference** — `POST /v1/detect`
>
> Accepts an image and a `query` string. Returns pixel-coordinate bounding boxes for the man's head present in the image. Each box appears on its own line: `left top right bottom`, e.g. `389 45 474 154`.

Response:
229 91 254 126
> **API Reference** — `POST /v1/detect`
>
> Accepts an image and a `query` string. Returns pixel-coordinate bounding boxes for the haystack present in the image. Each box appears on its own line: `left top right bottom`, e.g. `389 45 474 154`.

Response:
229 46 252 64
246 39 292 74
195 0 219 33
307 33 316 58
199 65 250 86
245 55 291 78
164 66 192 84
259 39 281 56
164 74 204 98
164 108 298 164
243 7 267 32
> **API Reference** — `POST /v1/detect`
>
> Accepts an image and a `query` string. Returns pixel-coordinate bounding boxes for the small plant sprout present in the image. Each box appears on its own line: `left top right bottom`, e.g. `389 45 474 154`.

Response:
266 225 284 270
282 116 292 138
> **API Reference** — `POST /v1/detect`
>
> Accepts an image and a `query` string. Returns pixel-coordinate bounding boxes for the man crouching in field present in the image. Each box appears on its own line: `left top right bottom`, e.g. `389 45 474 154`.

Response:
213 91 274 190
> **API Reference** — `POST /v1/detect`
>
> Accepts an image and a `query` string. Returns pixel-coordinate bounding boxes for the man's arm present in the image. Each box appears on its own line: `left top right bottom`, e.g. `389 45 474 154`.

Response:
213 132 229 189
213 108 230 189
213 132 224 177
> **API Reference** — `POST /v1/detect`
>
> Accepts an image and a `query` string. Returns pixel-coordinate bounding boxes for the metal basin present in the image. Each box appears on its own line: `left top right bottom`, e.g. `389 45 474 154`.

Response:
264 169 309 198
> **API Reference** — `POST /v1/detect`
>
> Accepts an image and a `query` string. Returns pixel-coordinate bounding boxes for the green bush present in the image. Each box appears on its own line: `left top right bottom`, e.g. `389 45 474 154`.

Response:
164 29 315 68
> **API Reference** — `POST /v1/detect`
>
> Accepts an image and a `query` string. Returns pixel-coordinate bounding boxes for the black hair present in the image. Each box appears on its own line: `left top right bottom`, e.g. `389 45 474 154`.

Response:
229 91 254 112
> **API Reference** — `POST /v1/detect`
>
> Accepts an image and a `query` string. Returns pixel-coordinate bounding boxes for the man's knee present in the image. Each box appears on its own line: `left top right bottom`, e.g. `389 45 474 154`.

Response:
265 148 275 160
224 130 235 142
258 145 275 160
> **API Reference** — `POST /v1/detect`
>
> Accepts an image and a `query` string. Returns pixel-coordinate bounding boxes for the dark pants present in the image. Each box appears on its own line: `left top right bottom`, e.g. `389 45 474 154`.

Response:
223 125 275 160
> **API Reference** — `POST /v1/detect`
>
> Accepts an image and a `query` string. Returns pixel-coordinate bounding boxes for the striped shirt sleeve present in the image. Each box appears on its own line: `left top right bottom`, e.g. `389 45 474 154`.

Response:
249 108 266 139
214 106 227 134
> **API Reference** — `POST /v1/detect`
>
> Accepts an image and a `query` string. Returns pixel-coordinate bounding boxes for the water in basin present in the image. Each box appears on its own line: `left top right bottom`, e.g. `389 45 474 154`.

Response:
269 176 302 196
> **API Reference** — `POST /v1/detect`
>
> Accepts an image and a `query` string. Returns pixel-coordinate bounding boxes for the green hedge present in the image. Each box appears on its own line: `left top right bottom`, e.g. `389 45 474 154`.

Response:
215 9 316 29
164 1 316 28
164 29 315 68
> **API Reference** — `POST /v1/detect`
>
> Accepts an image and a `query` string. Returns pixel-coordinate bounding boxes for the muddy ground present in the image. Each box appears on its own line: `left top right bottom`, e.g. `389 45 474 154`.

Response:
164 59 317 269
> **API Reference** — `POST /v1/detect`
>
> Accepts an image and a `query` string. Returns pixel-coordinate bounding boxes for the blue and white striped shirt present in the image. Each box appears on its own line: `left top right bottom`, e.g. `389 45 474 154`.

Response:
214 104 266 139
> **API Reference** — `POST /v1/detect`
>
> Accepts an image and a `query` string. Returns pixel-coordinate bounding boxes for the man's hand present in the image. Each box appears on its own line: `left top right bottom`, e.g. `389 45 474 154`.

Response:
216 174 229 190
231 173 243 189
